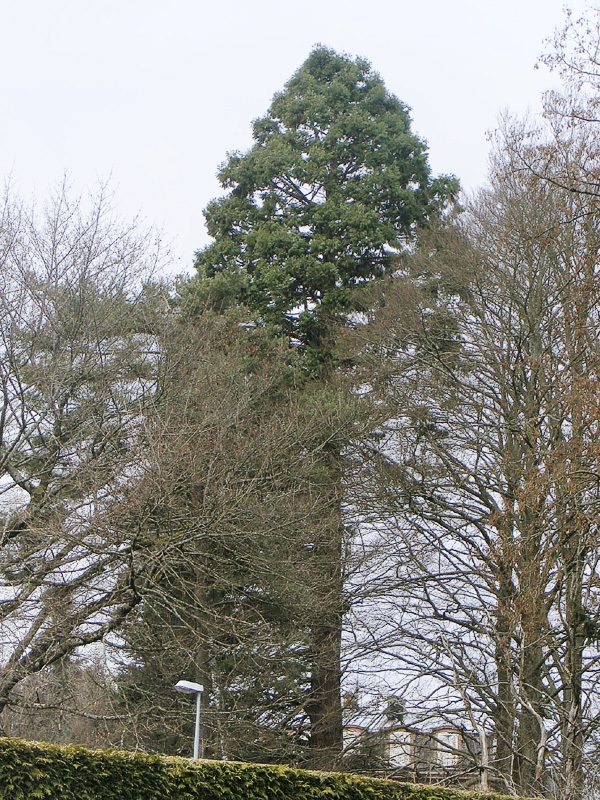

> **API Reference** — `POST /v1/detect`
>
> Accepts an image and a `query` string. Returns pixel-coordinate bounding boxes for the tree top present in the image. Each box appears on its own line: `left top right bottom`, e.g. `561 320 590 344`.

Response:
190 46 458 360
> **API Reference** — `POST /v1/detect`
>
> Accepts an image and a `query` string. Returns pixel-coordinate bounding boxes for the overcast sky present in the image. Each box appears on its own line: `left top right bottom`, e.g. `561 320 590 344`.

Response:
0 1 592 275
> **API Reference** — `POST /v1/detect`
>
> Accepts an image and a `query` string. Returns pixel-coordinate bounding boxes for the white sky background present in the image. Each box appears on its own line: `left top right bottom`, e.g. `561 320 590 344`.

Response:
0 0 592 276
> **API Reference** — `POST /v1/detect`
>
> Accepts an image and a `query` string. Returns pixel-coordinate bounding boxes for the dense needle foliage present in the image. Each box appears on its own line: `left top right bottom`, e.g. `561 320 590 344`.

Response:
192 45 456 359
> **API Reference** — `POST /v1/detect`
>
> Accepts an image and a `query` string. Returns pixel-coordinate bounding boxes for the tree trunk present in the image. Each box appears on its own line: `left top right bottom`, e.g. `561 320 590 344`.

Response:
494 565 516 789
562 534 585 800
306 443 344 767
308 611 343 762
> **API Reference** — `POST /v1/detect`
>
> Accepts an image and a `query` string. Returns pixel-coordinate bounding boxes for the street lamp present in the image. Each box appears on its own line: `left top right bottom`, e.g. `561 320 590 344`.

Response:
174 679 204 759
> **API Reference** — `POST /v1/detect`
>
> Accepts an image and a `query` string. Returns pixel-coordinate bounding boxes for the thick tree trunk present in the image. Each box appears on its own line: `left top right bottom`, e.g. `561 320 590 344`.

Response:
308 612 343 761
515 515 549 797
494 567 516 789
306 443 344 768
515 638 547 796
562 535 585 800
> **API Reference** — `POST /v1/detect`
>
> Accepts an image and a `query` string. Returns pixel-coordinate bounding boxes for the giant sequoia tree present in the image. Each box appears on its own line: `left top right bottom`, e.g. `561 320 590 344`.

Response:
193 46 455 360
190 46 456 763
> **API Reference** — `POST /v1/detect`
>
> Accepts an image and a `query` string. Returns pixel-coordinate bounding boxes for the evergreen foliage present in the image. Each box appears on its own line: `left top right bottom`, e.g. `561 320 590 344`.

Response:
112 314 367 763
175 47 458 764
0 737 526 800
192 45 457 361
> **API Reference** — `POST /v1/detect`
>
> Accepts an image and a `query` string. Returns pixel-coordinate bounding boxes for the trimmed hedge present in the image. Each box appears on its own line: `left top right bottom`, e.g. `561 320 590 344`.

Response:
0 737 527 800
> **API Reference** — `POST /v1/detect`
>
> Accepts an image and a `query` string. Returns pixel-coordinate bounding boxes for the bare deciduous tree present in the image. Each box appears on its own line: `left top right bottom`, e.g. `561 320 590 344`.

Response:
112 313 372 765
0 183 166 713
353 130 600 798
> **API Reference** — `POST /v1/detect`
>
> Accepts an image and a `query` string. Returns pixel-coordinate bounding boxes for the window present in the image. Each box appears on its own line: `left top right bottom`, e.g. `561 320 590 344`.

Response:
343 725 364 754
388 729 413 767
435 729 461 767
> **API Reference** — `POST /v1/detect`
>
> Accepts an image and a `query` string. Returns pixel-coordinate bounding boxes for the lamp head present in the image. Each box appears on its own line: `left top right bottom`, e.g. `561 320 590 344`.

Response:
175 680 204 694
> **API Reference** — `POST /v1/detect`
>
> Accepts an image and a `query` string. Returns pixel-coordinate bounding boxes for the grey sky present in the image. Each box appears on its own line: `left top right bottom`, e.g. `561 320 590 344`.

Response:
0 1 590 275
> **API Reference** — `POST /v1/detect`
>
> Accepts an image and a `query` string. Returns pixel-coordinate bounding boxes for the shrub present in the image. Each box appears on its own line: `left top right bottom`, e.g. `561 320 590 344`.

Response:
0 737 530 800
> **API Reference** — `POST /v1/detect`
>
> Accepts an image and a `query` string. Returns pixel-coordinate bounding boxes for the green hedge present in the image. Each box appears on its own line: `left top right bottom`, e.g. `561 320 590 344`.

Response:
0 737 525 800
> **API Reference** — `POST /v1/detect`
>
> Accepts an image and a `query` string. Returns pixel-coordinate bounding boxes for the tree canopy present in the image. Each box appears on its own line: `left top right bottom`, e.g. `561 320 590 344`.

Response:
192 46 457 359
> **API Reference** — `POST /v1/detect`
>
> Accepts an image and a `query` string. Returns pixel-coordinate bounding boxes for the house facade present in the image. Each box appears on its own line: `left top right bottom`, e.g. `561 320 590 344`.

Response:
342 704 484 788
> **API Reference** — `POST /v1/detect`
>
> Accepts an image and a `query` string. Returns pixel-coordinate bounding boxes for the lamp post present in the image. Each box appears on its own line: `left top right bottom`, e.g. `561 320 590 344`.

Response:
174 679 204 759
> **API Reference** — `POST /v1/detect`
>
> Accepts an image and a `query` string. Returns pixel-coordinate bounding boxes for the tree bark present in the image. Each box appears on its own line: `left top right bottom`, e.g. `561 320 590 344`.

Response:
306 443 344 767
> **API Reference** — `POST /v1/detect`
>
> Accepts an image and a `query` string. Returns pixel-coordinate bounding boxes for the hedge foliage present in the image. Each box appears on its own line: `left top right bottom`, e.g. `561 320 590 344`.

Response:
0 737 528 800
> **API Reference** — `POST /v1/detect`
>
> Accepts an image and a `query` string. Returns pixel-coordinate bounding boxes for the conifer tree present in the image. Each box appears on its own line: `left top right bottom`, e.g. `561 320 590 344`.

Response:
188 46 456 763
193 45 456 362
